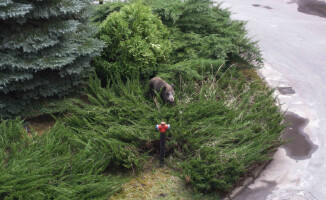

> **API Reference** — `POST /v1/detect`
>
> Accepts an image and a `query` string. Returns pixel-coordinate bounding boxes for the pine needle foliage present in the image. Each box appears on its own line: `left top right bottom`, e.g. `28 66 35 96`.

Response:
144 0 263 82
0 119 128 199
89 0 282 192
91 1 126 25
170 70 284 193
93 2 171 82
0 0 285 197
0 71 283 197
147 0 262 64
0 0 104 118
93 0 262 82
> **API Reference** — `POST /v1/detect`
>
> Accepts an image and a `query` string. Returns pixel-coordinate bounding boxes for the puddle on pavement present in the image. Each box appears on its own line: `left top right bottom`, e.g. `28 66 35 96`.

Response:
234 180 276 200
277 87 296 95
295 0 326 18
281 112 318 160
234 113 318 199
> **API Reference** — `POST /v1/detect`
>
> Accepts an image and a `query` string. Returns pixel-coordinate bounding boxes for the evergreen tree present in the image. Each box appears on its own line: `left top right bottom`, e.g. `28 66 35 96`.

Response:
0 0 104 118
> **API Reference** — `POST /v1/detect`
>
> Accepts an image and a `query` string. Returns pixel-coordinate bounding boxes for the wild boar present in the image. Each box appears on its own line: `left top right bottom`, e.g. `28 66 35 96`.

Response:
149 77 175 104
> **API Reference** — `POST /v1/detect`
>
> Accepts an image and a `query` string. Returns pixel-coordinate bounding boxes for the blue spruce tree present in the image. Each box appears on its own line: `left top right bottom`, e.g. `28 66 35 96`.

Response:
0 0 104 118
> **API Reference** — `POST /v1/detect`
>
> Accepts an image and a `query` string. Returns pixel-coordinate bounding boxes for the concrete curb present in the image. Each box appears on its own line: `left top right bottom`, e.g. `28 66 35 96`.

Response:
223 161 270 200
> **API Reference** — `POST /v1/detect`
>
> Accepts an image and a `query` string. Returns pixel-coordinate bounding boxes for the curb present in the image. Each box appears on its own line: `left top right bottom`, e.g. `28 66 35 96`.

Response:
223 161 270 200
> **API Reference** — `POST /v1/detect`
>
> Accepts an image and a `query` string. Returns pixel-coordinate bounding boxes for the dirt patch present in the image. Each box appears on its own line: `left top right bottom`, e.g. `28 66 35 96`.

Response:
295 0 326 18
109 166 210 200
25 115 56 136
242 69 262 81
281 112 318 160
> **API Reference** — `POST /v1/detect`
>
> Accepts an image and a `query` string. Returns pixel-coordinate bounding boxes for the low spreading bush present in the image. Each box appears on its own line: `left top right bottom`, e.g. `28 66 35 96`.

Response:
0 0 285 198
147 0 262 66
170 71 284 193
0 119 127 199
93 0 262 82
0 71 283 197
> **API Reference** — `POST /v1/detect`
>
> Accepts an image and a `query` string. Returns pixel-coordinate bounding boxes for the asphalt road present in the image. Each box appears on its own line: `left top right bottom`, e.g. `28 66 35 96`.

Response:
220 0 326 199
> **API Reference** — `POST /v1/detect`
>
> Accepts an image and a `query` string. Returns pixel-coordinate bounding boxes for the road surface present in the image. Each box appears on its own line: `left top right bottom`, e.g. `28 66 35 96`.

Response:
220 0 326 199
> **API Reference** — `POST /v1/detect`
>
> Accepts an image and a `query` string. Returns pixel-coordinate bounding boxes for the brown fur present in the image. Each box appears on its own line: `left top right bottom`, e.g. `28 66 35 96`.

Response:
149 77 175 104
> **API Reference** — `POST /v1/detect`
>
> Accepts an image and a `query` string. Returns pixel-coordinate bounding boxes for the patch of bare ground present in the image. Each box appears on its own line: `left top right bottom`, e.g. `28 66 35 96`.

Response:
242 69 261 81
109 167 191 200
25 115 56 136
109 159 217 200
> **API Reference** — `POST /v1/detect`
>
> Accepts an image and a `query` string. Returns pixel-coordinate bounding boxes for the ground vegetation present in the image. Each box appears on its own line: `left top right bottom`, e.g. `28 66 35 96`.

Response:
0 0 284 198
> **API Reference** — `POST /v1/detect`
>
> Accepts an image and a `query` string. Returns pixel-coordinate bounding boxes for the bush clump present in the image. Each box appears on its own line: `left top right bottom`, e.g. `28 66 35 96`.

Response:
171 72 284 193
146 0 263 81
93 2 171 82
149 0 262 63
0 71 283 198
0 115 130 199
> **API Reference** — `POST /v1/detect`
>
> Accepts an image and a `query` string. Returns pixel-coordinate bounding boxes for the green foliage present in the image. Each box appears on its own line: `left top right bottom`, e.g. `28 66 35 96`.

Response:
91 1 126 25
82 0 279 195
0 71 283 197
144 0 263 82
0 119 128 199
0 74 161 199
93 2 171 81
0 118 29 166
92 0 262 82
0 0 104 118
170 71 284 193
149 0 262 62
0 0 284 197
70 71 283 194
62 75 157 170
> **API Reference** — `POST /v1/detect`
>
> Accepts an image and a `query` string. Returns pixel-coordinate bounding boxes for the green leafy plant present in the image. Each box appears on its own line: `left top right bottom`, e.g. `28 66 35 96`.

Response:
93 2 171 82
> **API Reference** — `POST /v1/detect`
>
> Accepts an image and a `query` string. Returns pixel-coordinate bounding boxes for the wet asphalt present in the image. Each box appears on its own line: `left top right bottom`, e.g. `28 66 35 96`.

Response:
235 111 318 200
220 0 326 199
296 0 326 18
